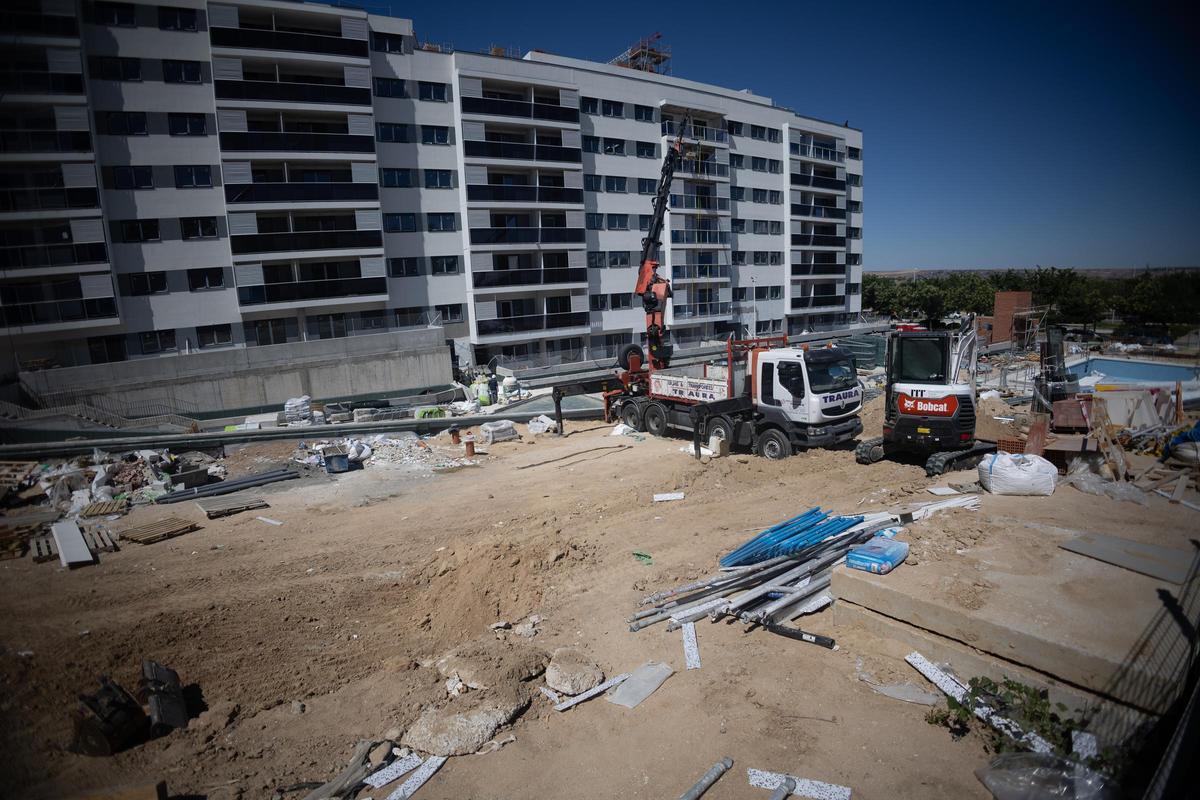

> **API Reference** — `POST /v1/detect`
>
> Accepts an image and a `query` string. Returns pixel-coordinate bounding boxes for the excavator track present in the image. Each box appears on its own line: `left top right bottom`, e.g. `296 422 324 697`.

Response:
855 436 887 464
924 441 998 477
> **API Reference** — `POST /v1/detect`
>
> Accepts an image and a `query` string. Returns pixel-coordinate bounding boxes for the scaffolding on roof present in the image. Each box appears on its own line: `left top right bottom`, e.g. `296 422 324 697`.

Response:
609 32 671 75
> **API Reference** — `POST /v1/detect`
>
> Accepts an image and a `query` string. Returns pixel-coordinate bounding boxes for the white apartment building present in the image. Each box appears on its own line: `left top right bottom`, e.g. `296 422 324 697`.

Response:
1 0 862 377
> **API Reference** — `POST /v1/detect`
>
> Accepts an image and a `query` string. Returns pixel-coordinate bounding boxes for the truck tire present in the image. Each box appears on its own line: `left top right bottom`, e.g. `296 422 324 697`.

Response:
620 402 644 432
755 428 792 460
643 402 668 437
617 343 645 371
705 415 734 445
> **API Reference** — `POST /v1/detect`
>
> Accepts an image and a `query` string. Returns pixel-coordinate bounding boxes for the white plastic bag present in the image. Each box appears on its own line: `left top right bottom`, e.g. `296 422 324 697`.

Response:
480 419 518 445
526 414 556 435
978 452 1058 496
1059 459 1147 505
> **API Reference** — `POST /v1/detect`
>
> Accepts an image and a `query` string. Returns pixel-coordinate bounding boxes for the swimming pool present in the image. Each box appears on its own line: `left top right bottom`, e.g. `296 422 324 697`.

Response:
1073 357 1200 383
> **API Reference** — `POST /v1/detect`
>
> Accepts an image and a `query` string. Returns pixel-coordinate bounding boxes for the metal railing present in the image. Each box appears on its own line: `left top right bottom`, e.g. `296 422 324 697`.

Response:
790 173 846 191
463 140 582 163
210 26 369 58
0 130 91 153
229 229 382 254
237 277 387 306
791 234 846 247
672 264 730 280
468 227 584 245
790 204 845 220
677 161 729 178
224 182 378 203
218 130 375 152
0 71 84 95
790 143 845 162
661 121 728 143
669 194 729 211
670 229 730 244
674 302 732 319
791 295 846 310
472 268 587 288
214 79 371 106
0 187 99 213
466 185 584 204
476 311 589 336
791 264 846 277
0 10 78 37
0 398 197 431
460 95 580 123
0 241 107 270
1 297 117 328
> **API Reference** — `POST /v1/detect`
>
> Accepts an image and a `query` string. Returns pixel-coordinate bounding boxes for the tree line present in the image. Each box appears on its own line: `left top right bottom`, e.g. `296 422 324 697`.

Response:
862 267 1199 332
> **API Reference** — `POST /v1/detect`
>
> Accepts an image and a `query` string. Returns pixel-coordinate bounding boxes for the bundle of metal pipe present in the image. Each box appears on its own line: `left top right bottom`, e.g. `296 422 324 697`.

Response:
718 508 865 567
154 468 299 504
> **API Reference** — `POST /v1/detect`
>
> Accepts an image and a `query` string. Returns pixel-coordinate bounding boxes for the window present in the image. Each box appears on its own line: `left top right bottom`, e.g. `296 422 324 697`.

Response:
849 200 862 213
383 213 417 232
121 219 159 242
768 128 782 143
389 257 420 277
128 271 167 295
731 187 745 201
730 154 744 169
580 97 598 114
602 138 625 156
140 329 177 354
585 213 603 230
188 267 223 290
181 216 218 239
610 293 632 310
769 190 782 205
421 125 449 145
604 176 626 193
435 303 463 323
112 166 153 190
761 362 777 405
634 104 654 122
89 56 141 81
751 156 767 172
731 218 746 233
159 6 197 30
753 251 769 266
769 221 783 235
768 159 782 174
174 165 211 188
584 175 602 192
893 337 947 383
372 31 406 53
752 219 769 234
192 323 231 349
162 60 202 84
359 310 388 331
636 141 655 158
638 214 651 231
168 112 206 135
88 335 126 364
374 77 407 98
587 251 606 268
727 120 744 137
731 251 747 265
752 188 768 204
848 146 861 160
95 2 136 26
733 287 748 301
244 317 293 346
376 122 409 143
769 286 783 300
589 294 608 311
847 173 862 187
582 135 600 153
608 251 630 268
424 169 453 189
637 178 655 194
750 124 766 141
380 168 413 188
418 81 447 101
430 255 459 275
601 99 623 117
427 213 456 232
607 214 628 230
769 251 783 265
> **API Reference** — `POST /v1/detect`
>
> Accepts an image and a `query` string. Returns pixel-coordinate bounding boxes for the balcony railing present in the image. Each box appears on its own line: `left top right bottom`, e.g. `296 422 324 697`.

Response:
460 96 580 123
472 268 588 288
670 229 730 245
790 204 845 220
469 227 584 245
230 229 382 254
669 194 729 211
462 140 581 163
791 295 845 310
661 121 728 143
0 187 99 213
790 143 845 163
0 10 78 38
466 184 589 204
0 71 84 95
2 297 117 328
218 131 375 153
672 264 730 280
237 277 386 306
214 79 371 106
674 302 732 319
790 173 846 191
677 161 729 178
791 234 846 247
0 130 91 154
224 182 378 204
0 241 107 270
476 311 589 336
210 26 369 58
791 264 846 277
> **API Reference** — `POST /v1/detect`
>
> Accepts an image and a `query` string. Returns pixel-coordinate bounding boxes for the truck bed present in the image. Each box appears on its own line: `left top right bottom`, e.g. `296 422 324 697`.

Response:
648 371 729 404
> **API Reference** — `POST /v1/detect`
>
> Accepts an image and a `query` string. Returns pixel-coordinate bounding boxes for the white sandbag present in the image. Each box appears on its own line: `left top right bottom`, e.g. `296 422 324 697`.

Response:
526 414 556 434
480 419 518 444
978 452 1058 496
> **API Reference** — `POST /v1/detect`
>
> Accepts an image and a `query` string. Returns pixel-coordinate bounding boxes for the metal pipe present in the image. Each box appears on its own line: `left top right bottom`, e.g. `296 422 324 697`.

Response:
678 757 733 800
756 573 833 623
767 777 796 800
155 469 298 504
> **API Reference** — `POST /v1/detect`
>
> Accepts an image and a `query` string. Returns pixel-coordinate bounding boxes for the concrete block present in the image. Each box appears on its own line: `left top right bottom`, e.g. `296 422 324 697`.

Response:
545 648 604 695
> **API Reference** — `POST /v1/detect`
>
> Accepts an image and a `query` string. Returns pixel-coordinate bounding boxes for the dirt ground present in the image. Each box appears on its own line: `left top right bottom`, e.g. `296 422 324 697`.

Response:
0 403 1191 799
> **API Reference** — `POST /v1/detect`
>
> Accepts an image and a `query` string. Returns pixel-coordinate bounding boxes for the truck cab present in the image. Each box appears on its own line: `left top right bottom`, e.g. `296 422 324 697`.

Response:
746 346 864 455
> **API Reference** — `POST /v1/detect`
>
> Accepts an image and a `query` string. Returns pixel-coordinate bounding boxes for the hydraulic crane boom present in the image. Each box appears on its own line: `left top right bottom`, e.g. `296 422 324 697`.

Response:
633 113 691 371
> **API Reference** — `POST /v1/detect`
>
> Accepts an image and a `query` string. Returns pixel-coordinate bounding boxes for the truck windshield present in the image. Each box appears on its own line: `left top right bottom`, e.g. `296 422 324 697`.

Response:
894 337 947 383
806 358 857 394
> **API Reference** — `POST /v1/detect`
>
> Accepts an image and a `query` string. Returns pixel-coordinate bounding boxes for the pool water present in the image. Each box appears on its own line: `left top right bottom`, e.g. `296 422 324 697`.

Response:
1075 357 1200 383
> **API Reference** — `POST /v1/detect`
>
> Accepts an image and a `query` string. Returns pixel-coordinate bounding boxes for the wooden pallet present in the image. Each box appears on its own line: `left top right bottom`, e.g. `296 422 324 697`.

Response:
31 533 57 563
82 527 119 553
80 499 129 518
0 460 37 492
30 527 120 560
119 517 199 545
195 495 268 519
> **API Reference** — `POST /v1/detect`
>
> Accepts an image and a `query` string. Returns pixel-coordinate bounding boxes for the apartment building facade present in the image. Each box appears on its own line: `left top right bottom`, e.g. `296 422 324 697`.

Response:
1 0 863 376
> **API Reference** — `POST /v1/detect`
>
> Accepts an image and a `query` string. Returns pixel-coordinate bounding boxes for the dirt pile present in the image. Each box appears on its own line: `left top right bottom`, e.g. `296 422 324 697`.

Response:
903 507 989 564
975 395 1025 442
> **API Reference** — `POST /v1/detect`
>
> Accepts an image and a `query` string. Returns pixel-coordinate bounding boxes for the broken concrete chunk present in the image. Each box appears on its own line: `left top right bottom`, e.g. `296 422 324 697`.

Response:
489 620 512 630
545 648 604 696
513 622 538 638
435 638 548 689
401 688 530 756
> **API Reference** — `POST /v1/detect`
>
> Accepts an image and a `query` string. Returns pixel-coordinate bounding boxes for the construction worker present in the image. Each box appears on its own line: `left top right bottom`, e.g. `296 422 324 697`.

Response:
487 374 499 406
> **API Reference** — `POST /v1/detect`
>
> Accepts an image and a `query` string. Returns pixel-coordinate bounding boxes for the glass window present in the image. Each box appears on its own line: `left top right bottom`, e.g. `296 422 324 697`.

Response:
159 6 197 30
582 135 600 153
751 156 767 172
112 166 153 189
585 213 603 230
610 293 632 310
427 212 456 232
128 271 167 295
636 141 655 158
584 174 602 192
760 362 777 405
604 176 626 193
730 154 744 169
769 221 782 235
374 78 407 98
580 97 598 114
586 251 606 268
602 138 625 156
376 122 409 143
805 354 856 393
196 323 232 348
638 215 651 231
95 2 136 26
731 219 746 233
163 60 202 84
435 303 463 322
753 252 769 266
90 56 141 81
418 81 447 101
174 165 211 188
637 178 655 194
421 125 450 145
731 251 746 265
388 257 421 277
750 124 766 140
608 251 630 268
424 169 453 189
371 31 406 53
601 99 623 117
140 329 177 354
769 159 782 174
606 214 628 230
383 213 417 232
589 294 608 311
380 168 412 188
181 216 217 239
430 255 458 274
188 268 223 290
769 190 782 204
753 188 767 203
768 128 782 143
731 187 745 201
634 104 654 122
168 113 206 135
727 120 744 137
121 219 159 242
893 337 947 383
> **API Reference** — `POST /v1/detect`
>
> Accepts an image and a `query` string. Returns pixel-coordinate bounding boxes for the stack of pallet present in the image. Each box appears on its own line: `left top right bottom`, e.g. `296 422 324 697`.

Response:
1132 464 1200 511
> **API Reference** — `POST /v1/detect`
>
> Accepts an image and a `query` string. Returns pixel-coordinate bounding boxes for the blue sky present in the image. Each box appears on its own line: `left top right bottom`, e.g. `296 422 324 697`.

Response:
381 0 1198 271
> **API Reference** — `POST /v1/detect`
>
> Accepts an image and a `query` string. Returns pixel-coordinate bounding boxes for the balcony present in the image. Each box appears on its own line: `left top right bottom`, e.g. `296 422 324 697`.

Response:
0 130 91 154
224 182 378 204
0 71 84 95
791 234 845 247
672 264 730 281
790 143 845 163
790 204 845 220
460 96 580 124
230 229 382 255
2 297 117 328
462 140 581 163
0 10 78 38
469 227 584 245
791 264 845 277
674 302 732 319
219 131 375 153
463 185 587 204
791 295 845 310
670 229 730 245
669 194 729 212
476 311 589 336
237 277 386 306
661 121 727 144
214 79 371 106
790 173 846 191
472 267 587 289
677 161 729 178
210 26 369 58
0 187 99 213
0 241 107 270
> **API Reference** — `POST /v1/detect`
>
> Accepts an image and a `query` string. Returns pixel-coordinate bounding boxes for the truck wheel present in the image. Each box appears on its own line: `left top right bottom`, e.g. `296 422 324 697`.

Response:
643 402 668 437
706 415 734 445
755 428 792 460
620 402 644 432
617 343 645 371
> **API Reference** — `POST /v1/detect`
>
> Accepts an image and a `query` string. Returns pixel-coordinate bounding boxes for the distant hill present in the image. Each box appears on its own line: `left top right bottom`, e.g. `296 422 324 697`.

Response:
866 266 1199 279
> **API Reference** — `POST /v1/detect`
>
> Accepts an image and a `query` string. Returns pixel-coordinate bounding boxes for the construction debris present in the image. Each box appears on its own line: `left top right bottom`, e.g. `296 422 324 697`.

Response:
747 769 851 800
678 757 733 800
195 495 269 519
118 518 199 545
51 520 94 568
545 648 604 695
606 661 673 709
